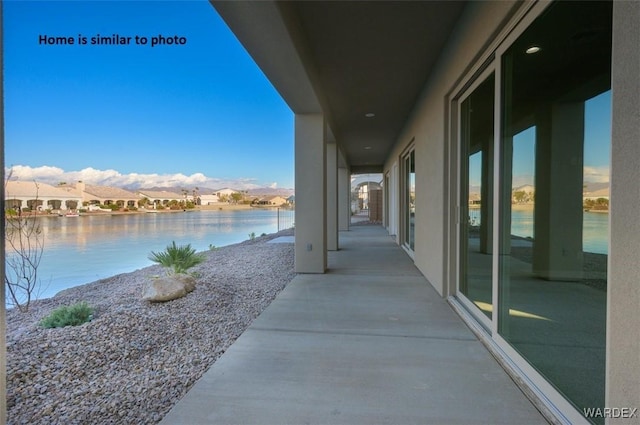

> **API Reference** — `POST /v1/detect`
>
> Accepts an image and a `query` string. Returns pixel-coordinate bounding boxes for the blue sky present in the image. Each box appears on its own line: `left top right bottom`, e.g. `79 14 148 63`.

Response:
470 90 611 189
511 90 611 187
3 1 294 190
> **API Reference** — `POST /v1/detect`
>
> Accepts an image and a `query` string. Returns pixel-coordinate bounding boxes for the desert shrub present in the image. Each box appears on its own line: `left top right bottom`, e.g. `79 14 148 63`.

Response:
248 232 256 240
149 241 205 274
40 302 93 328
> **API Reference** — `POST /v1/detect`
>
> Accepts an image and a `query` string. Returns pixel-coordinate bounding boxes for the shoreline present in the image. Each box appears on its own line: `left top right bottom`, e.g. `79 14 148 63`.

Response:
6 228 295 424
11 203 292 219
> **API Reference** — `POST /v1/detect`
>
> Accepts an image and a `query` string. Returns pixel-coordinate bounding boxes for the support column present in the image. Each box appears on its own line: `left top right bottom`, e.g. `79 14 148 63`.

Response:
607 0 640 416
533 103 584 281
294 114 327 273
326 143 338 251
338 168 350 231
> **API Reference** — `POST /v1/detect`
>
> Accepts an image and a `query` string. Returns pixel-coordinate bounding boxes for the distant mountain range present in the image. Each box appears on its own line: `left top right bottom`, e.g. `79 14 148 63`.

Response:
469 182 609 195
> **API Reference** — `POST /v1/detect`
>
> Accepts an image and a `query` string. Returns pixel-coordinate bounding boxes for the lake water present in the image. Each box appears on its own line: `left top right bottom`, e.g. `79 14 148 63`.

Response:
470 207 609 254
6 209 290 301
9 207 607 304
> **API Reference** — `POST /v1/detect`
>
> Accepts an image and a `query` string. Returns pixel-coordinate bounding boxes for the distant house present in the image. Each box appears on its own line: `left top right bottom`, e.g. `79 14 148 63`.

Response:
213 188 240 197
468 192 481 206
256 196 287 206
137 190 184 208
4 180 83 211
199 194 221 205
75 182 140 209
286 195 295 205
212 188 244 203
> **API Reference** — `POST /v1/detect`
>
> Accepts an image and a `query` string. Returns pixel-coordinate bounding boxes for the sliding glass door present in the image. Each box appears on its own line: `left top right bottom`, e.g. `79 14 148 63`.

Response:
456 1 612 421
403 149 415 252
459 73 495 321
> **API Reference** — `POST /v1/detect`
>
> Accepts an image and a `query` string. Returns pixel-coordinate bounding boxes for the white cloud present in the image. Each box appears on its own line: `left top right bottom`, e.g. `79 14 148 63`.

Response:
7 165 66 181
269 182 278 189
5 165 270 190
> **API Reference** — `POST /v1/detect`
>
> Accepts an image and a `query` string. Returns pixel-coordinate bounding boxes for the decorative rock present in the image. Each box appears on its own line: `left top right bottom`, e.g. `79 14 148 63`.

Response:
174 274 196 293
141 276 188 302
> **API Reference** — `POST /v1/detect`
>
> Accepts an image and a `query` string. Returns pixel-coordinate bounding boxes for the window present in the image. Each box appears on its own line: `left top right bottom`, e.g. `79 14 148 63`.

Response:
402 149 416 252
499 2 611 419
459 73 495 320
455 1 612 421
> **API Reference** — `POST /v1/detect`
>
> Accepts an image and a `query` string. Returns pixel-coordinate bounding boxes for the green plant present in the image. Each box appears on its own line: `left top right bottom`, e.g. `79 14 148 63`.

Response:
149 241 205 274
248 232 256 240
40 302 93 328
208 244 218 251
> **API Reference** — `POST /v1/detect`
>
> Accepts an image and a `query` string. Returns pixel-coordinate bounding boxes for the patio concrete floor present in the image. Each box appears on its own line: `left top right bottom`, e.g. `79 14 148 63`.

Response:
160 224 548 425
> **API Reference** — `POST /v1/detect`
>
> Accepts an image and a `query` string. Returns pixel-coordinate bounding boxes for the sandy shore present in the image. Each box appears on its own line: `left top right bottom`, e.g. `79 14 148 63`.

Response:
6 229 295 424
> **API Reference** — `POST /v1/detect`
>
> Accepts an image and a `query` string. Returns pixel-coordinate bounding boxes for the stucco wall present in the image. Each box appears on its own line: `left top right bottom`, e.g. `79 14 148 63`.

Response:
383 1 519 295
607 0 640 417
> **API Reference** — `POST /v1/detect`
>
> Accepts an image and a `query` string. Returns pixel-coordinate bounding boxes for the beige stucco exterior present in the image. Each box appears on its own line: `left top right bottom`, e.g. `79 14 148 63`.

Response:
384 1 520 295
4 181 84 211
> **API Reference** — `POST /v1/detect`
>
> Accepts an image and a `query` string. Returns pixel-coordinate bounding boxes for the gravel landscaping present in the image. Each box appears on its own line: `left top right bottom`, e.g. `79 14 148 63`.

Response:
5 229 295 425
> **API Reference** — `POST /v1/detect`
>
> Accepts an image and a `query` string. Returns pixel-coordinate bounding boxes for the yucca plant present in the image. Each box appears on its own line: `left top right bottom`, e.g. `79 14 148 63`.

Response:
148 241 205 274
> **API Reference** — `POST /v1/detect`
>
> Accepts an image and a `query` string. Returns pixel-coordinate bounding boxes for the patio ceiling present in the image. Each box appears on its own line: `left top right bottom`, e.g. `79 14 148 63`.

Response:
211 1 467 172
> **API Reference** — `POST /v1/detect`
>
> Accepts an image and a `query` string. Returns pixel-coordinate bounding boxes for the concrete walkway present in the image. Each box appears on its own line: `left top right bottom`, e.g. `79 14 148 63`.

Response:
161 225 547 424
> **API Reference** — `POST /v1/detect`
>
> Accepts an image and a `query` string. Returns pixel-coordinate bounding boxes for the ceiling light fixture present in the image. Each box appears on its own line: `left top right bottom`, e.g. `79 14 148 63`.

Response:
364 146 372 150
365 113 375 118
525 46 541 54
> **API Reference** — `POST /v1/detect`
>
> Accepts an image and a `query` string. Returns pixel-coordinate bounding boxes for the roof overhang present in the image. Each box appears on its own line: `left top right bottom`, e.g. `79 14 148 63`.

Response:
211 1 467 171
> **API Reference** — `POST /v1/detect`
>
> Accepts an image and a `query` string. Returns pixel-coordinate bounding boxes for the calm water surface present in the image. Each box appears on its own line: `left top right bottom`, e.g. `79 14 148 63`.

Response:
11 210 286 300
469 207 608 254
511 209 608 254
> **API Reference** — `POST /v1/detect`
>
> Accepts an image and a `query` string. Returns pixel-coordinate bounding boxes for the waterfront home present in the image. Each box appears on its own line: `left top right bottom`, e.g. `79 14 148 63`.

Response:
255 195 287 206
74 181 140 209
213 188 240 199
137 190 184 208
199 193 220 205
207 1 638 423
4 180 83 211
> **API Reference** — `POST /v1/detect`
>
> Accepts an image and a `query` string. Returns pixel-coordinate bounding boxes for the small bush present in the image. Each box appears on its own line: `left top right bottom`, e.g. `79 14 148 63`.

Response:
248 232 256 240
149 241 205 274
40 302 93 328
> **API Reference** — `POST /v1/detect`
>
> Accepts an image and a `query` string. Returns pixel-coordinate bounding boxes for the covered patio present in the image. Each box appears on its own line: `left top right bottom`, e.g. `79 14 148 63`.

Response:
160 224 547 424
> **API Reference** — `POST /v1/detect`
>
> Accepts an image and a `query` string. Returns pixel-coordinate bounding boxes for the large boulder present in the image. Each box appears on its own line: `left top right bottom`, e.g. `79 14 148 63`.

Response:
174 274 196 293
142 274 196 302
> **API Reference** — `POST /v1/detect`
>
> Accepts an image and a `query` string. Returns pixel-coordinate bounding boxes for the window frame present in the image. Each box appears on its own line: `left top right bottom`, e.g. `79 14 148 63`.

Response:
400 142 416 256
449 1 603 423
